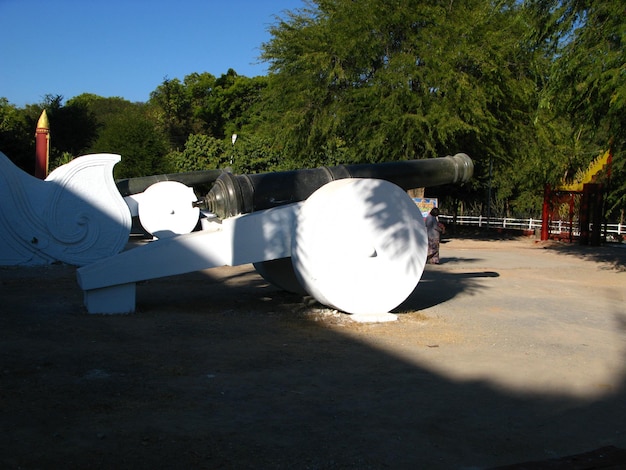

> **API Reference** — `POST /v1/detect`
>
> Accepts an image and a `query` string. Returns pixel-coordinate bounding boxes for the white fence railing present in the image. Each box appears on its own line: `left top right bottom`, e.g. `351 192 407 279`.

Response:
438 215 625 237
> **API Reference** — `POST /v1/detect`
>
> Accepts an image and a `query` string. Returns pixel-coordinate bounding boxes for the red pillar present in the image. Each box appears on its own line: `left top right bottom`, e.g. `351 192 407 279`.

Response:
35 110 50 179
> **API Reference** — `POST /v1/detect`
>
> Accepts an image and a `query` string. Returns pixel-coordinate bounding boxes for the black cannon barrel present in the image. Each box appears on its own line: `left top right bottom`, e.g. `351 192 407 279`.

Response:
116 169 225 197
205 153 473 219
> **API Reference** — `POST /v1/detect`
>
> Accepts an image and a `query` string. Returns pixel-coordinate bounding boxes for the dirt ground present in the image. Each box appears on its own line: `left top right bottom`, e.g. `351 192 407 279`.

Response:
2 233 626 469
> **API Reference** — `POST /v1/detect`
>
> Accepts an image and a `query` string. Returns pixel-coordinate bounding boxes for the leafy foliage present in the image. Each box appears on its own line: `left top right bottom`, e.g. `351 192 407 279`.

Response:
257 0 559 225
537 0 625 217
1 0 624 220
167 134 227 173
0 98 33 171
90 106 170 178
40 94 100 158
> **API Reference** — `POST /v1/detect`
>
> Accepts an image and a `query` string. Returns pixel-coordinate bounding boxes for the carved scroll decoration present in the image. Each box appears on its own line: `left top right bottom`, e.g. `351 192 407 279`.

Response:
0 152 131 266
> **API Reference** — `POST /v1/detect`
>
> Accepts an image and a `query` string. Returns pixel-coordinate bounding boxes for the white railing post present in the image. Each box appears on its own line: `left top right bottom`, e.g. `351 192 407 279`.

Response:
438 215 622 237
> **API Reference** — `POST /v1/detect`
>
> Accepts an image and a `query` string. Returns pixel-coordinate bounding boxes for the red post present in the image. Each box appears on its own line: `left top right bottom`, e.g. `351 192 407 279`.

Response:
35 110 50 179
541 184 551 240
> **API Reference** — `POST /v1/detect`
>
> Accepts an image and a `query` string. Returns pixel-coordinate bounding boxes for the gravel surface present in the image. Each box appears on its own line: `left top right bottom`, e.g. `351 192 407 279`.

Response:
1 235 625 469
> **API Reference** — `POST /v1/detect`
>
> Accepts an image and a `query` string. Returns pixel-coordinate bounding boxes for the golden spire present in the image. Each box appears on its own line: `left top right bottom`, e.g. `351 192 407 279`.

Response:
36 109 49 129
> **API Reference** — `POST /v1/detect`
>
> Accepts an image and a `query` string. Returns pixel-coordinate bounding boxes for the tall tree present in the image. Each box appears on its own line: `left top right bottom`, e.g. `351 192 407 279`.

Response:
260 0 539 175
183 72 218 135
167 134 227 173
90 107 170 178
540 0 625 216
24 94 100 161
0 98 33 172
149 77 192 150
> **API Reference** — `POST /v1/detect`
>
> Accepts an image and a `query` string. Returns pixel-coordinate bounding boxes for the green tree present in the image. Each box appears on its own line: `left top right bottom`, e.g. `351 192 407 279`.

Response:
149 71 271 172
230 133 282 174
535 0 625 217
167 134 228 173
1 95 103 174
183 70 268 140
149 77 192 150
259 0 545 218
58 94 174 177
215 74 269 139
261 2 537 162
183 72 219 135
38 94 99 159
90 107 170 178
0 97 33 172
68 94 137 127
15 95 100 167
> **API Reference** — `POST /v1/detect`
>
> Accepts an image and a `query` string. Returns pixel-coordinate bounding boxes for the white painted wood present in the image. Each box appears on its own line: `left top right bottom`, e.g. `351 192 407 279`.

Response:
291 178 427 314
78 178 427 316
136 181 200 239
0 152 131 266
77 203 300 313
82 283 136 315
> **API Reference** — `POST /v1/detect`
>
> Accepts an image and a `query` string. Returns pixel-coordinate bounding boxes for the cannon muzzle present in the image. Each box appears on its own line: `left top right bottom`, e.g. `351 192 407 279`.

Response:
205 153 473 218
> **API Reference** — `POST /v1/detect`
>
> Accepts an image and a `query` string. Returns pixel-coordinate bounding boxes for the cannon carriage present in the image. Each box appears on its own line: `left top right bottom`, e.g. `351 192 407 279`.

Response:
0 151 473 319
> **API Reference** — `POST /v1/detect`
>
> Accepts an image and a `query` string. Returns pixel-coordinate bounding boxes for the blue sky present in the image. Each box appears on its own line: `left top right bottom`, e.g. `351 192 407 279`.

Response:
0 0 305 107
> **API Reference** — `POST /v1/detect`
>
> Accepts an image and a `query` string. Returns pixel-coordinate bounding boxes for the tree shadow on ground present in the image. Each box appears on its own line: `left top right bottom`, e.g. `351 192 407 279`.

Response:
445 225 626 272
540 241 626 272
399 266 500 311
2 264 626 469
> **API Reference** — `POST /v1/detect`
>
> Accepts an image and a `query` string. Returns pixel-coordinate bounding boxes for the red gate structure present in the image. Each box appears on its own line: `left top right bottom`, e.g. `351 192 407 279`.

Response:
541 149 612 246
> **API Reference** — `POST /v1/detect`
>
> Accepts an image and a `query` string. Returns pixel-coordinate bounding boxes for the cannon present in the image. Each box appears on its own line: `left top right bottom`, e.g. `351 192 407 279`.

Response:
204 154 473 218
116 168 225 197
75 153 473 320
0 149 472 320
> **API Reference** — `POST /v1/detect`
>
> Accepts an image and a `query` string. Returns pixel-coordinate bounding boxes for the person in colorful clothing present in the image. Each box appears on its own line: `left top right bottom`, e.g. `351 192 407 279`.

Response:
425 207 445 264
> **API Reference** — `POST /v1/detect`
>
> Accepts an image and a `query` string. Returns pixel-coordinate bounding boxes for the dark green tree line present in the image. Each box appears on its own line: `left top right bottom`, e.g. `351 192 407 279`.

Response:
0 97 32 172
528 0 625 217
0 0 624 220
258 0 624 218
259 0 548 213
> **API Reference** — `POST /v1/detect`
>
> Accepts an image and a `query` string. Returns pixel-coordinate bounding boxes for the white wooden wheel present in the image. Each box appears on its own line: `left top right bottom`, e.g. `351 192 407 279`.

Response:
291 178 427 314
137 181 199 239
